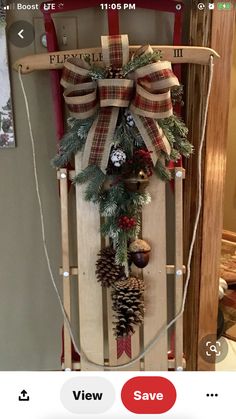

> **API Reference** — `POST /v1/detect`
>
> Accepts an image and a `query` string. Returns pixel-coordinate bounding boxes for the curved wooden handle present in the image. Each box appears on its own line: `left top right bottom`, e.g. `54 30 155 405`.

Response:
13 46 220 74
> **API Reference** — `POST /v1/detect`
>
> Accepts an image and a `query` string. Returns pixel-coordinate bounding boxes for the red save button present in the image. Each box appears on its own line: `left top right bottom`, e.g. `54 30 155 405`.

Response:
121 376 176 414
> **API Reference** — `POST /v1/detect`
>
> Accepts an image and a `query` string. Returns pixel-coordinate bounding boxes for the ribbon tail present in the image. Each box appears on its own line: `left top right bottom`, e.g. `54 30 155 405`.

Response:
132 114 171 165
117 336 132 359
82 107 119 173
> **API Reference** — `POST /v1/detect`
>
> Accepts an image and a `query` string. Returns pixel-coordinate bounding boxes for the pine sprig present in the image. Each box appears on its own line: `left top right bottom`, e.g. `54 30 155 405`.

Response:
84 170 106 202
122 51 162 77
72 165 101 184
154 159 172 181
51 131 84 168
51 117 94 168
89 64 107 80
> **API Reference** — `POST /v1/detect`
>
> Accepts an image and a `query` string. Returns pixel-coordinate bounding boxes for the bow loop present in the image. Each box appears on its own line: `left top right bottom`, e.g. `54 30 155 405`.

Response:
130 86 173 119
63 82 98 119
61 57 91 88
134 61 179 91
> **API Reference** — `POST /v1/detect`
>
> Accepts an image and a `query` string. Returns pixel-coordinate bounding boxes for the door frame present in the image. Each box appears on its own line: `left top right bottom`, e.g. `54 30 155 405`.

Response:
184 5 235 371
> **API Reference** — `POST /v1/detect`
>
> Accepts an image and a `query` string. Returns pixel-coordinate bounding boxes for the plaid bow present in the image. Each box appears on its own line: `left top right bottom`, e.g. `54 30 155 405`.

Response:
61 35 179 172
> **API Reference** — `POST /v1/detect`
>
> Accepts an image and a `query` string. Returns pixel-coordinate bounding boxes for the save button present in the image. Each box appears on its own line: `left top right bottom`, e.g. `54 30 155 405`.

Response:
121 376 176 414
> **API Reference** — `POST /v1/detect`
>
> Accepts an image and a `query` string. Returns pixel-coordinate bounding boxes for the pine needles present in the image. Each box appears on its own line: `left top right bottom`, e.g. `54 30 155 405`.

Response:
122 51 162 77
51 117 95 168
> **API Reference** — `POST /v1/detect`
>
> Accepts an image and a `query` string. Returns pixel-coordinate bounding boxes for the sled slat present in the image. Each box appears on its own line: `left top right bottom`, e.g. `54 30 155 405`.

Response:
75 154 104 370
142 177 168 370
59 264 186 276
174 168 184 370
59 169 72 370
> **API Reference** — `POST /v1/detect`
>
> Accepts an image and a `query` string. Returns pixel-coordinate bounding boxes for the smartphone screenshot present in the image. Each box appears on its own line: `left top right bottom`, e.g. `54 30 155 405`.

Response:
0 0 235 417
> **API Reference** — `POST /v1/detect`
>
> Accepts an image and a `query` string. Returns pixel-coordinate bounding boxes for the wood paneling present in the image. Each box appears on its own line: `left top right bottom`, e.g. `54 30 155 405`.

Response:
184 4 212 371
198 9 235 371
184 4 235 371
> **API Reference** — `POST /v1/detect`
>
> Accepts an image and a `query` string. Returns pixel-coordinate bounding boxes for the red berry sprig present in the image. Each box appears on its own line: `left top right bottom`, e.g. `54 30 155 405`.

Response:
118 216 137 230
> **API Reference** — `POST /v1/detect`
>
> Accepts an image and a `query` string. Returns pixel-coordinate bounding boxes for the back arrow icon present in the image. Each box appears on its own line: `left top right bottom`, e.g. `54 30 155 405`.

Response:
18 29 24 39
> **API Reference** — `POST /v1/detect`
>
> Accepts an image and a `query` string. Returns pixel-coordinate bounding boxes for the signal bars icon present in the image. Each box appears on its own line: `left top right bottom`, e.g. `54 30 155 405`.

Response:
3 3 15 9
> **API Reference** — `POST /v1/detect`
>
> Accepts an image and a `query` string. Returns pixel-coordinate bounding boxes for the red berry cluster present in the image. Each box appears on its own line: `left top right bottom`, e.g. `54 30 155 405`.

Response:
118 216 137 230
134 149 152 160
134 149 153 177
125 149 153 178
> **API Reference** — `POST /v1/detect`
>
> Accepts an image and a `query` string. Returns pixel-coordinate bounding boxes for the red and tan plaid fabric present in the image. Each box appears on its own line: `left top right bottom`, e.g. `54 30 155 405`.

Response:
139 116 170 155
60 34 180 171
134 61 179 91
131 86 173 119
61 58 90 88
63 82 98 118
88 108 115 167
107 35 124 67
139 68 178 91
101 34 129 67
98 80 134 107
67 100 98 116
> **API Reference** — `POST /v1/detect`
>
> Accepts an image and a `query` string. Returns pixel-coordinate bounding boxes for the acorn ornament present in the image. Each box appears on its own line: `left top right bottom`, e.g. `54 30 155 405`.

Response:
129 239 151 268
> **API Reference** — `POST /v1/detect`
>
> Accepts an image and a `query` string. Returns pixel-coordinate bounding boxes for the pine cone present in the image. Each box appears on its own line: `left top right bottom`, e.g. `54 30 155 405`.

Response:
112 276 145 338
96 247 126 287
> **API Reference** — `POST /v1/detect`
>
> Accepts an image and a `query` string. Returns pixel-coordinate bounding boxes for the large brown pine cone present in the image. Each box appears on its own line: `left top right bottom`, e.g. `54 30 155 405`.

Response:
96 247 126 287
112 276 145 338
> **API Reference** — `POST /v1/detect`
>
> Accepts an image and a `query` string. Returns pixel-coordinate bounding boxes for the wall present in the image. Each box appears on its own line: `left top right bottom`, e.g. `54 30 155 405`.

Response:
223 21 236 232
0 2 175 370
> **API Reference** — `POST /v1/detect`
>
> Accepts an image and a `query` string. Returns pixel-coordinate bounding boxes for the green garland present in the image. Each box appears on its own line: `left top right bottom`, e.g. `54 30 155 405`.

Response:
52 51 193 271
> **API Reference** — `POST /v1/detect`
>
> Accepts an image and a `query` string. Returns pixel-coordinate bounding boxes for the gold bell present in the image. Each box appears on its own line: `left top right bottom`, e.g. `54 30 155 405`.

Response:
124 170 149 192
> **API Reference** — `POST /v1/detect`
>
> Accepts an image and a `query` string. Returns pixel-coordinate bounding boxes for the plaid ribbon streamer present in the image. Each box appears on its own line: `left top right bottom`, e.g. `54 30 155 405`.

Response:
101 34 129 67
61 35 180 172
117 336 132 359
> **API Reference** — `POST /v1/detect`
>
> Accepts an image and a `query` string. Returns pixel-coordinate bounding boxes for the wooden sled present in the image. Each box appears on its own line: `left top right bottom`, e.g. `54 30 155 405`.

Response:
14 1 219 371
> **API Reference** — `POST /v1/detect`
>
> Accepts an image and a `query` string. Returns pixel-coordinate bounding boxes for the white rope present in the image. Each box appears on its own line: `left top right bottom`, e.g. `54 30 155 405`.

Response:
18 55 214 370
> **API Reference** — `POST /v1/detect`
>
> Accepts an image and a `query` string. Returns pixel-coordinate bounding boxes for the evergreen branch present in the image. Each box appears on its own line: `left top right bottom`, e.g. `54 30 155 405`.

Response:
89 64 107 80
158 120 176 148
51 117 94 168
170 148 181 162
72 165 101 184
154 160 172 181
122 51 162 77
51 131 85 168
114 232 129 274
174 137 194 158
84 170 106 202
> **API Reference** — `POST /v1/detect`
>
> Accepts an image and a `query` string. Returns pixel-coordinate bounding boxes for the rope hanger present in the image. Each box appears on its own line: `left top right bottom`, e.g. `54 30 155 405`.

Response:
16 45 215 369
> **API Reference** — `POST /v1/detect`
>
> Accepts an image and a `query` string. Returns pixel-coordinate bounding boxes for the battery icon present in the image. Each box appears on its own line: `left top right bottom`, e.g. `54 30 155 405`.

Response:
217 2 232 9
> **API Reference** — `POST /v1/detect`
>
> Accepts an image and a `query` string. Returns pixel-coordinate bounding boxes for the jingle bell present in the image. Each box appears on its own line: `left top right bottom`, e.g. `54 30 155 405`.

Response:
124 170 149 192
